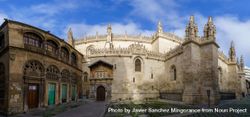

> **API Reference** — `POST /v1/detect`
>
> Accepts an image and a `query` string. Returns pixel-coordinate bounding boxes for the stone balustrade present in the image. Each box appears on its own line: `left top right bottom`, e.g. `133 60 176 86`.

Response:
165 45 183 60
218 50 229 63
88 43 166 60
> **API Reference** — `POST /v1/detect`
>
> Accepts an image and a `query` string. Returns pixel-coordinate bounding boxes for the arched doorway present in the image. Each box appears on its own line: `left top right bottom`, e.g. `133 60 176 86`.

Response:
96 86 105 101
23 60 44 109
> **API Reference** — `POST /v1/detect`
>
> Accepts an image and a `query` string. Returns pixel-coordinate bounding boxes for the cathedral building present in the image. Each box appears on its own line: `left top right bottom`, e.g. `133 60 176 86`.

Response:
74 16 247 105
0 16 248 115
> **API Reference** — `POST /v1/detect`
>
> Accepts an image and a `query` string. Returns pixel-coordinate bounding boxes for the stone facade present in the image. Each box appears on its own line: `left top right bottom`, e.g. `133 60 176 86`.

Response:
0 16 248 115
74 16 247 105
0 20 83 115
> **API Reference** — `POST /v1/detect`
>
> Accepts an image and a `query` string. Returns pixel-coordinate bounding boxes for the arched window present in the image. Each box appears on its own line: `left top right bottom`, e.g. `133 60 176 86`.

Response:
61 47 69 62
23 32 43 48
0 63 5 105
170 65 177 80
46 65 59 80
46 40 58 55
83 72 88 82
135 59 141 72
23 60 44 77
71 53 77 66
61 69 70 82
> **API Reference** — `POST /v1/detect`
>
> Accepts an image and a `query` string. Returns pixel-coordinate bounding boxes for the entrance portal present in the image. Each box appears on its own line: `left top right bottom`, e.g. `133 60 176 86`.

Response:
28 84 39 109
96 86 105 101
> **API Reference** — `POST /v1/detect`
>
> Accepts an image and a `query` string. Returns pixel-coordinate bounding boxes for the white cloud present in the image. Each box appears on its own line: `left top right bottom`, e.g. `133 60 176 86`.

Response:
30 1 78 16
65 22 155 39
0 12 8 24
128 0 185 29
215 16 250 65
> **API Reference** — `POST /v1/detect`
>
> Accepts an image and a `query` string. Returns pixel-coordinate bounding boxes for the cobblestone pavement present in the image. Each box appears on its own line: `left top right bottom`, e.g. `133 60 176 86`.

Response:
0 100 108 117
55 101 108 117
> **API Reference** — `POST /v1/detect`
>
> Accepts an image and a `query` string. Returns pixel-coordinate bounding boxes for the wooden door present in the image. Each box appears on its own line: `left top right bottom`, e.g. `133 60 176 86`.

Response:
96 86 105 101
28 84 39 109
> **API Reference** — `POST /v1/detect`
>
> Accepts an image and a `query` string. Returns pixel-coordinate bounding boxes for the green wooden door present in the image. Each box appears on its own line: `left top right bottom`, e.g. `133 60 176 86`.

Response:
48 83 56 105
71 85 76 101
61 84 67 103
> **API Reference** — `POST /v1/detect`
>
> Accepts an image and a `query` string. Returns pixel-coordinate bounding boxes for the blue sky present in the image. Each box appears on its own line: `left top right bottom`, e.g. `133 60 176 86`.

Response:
0 0 250 66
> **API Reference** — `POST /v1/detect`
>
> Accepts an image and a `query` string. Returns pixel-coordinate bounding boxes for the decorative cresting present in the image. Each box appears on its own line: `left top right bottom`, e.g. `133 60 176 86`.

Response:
229 41 236 62
74 21 183 45
128 43 147 54
218 50 229 63
23 60 45 77
203 17 216 40
88 43 165 61
185 16 198 39
46 65 60 80
165 45 183 60
61 69 70 82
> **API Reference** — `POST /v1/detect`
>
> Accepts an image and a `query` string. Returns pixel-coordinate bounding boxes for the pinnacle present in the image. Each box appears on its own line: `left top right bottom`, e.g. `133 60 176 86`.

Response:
189 15 194 23
208 16 213 23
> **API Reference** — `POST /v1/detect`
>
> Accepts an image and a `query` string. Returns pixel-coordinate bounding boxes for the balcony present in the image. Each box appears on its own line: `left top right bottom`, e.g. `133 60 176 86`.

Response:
45 50 59 59
23 44 77 68
24 44 45 54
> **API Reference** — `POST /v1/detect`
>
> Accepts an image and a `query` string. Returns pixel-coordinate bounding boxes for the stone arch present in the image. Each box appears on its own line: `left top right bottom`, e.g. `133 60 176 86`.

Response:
23 60 45 110
61 46 70 62
86 45 95 55
96 85 105 101
46 39 60 55
134 56 143 72
23 32 44 48
23 60 44 77
71 52 77 65
23 31 45 40
61 69 70 82
46 65 60 80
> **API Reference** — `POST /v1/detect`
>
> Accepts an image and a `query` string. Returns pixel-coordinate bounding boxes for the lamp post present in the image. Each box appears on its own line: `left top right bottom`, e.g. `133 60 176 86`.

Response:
207 90 211 107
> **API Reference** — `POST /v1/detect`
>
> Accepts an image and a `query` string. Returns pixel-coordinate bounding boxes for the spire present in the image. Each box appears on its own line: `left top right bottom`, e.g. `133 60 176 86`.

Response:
185 15 198 39
204 16 216 40
67 28 74 47
157 20 163 33
229 41 236 62
240 55 245 71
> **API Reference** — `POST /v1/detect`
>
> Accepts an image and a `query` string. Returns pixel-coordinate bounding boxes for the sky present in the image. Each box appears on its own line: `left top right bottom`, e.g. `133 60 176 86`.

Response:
0 0 250 66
